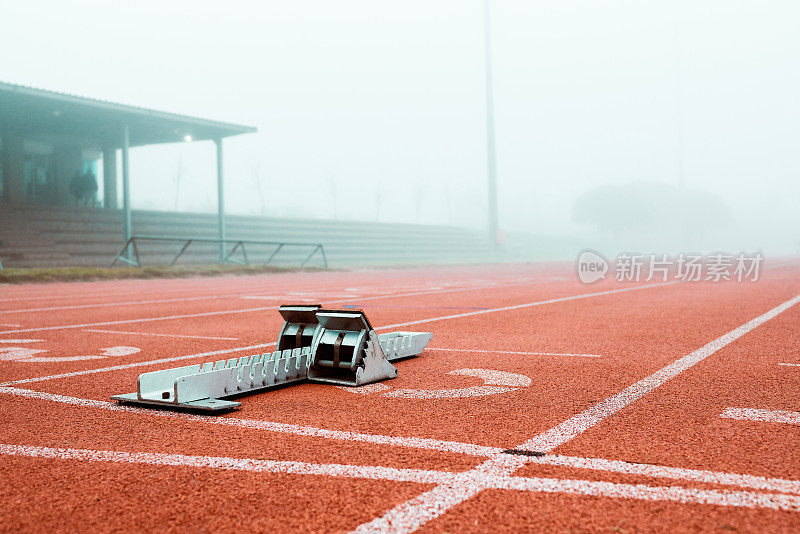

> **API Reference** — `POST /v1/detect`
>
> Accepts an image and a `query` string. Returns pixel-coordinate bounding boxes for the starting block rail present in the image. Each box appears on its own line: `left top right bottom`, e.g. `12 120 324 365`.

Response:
112 347 312 411
377 332 435 362
112 305 432 412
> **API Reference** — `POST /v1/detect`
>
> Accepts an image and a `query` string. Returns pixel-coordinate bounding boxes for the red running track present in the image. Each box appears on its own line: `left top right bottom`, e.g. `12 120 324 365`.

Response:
0 262 799 532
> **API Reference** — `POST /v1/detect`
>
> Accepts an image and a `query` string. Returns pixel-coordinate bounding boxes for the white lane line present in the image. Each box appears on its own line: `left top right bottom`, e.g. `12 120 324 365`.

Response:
0 285 252 304
0 295 241 315
0 339 44 344
0 276 564 336
0 323 21 328
2 282 670 386
83 329 239 341
377 281 678 330
0 306 276 336
328 277 564 304
778 363 800 367
352 293 800 533
519 292 800 454
426 347 601 358
720 408 800 426
0 278 305 304
2 386 800 496
495 476 800 512
2 444 799 513
239 278 563 303
0 343 277 386
0 276 558 304
0 443 451 485
531 454 800 495
0 277 264 303
0 386 502 457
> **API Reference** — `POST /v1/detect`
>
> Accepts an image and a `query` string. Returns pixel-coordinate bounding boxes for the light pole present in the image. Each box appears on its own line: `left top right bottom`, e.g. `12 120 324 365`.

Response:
483 0 499 248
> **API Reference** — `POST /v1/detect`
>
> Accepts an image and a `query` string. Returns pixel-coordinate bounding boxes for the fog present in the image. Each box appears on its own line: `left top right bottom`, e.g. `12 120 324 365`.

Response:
3 0 799 257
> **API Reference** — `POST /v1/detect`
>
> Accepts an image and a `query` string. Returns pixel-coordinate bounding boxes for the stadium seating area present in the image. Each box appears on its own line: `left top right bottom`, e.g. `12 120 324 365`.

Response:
0 204 492 268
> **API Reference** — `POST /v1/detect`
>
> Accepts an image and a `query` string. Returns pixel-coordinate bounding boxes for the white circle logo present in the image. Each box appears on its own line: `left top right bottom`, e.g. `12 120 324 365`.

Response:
576 250 609 284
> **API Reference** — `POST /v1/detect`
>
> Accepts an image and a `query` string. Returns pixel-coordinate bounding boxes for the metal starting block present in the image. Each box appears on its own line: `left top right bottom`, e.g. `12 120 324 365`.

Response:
308 310 433 386
110 347 312 412
276 304 322 351
111 305 432 412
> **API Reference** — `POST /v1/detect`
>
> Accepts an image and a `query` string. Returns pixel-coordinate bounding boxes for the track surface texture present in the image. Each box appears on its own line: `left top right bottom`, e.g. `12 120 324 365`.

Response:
1 262 799 533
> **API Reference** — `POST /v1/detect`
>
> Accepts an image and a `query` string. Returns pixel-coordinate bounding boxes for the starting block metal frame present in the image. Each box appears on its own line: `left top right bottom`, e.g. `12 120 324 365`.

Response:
112 305 432 412
111 347 311 412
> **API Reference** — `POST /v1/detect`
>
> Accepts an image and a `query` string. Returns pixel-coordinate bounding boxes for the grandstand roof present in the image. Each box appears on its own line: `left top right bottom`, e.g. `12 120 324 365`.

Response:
0 81 256 147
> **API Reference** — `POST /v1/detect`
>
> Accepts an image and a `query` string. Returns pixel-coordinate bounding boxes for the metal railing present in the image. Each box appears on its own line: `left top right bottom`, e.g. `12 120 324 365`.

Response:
111 235 327 268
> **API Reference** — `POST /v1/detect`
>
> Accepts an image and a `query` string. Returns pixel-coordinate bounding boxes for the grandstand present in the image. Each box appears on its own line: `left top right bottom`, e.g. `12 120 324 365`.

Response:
0 204 490 269
0 82 490 269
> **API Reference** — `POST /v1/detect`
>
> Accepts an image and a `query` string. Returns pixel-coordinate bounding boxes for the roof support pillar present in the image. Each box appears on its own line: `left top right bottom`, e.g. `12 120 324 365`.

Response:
215 137 226 264
102 147 118 209
121 124 132 261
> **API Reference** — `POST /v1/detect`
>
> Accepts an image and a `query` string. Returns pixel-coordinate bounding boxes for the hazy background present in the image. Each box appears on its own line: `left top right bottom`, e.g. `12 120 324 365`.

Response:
2 0 799 256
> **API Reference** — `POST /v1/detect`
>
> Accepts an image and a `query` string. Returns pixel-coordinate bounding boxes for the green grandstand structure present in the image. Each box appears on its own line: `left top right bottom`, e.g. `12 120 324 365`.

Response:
0 81 256 263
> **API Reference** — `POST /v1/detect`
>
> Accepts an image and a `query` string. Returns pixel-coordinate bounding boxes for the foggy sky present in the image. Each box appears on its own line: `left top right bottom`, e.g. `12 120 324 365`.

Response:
2 0 799 253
